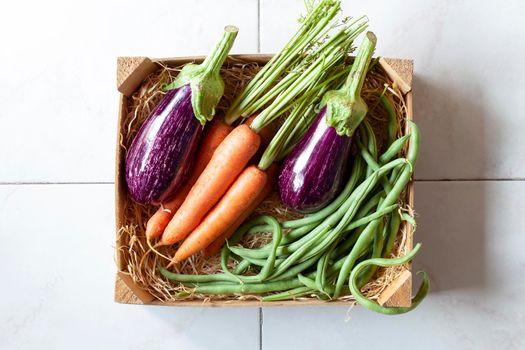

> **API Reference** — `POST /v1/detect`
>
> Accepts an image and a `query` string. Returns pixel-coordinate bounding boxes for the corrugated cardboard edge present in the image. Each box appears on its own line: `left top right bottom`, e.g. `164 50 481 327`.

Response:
114 55 415 307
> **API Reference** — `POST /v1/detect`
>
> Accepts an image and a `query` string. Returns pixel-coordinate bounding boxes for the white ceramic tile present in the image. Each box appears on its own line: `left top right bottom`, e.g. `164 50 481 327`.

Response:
262 181 525 350
260 0 525 180
0 184 259 349
0 0 258 183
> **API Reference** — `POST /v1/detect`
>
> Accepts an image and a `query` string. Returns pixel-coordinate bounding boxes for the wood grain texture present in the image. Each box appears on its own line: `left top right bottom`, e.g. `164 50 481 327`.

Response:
117 57 157 97
377 270 412 307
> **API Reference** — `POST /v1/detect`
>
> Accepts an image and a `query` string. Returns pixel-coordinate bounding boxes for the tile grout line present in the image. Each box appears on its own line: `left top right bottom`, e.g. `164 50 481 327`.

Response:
259 307 263 350
257 0 261 53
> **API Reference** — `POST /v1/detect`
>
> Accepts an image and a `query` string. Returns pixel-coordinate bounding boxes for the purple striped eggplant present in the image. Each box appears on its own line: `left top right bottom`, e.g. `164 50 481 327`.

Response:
278 32 377 213
278 106 352 212
125 26 238 204
126 85 201 204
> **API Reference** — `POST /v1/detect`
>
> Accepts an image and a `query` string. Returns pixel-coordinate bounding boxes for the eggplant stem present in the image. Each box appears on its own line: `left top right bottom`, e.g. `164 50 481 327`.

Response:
202 25 239 75
344 31 377 98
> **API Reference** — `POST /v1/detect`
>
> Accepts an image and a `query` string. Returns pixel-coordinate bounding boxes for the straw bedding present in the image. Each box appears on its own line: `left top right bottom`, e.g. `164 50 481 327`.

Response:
116 56 414 303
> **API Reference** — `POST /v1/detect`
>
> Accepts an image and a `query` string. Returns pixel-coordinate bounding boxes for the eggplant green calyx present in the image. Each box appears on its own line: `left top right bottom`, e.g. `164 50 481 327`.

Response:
163 25 239 126
322 31 376 137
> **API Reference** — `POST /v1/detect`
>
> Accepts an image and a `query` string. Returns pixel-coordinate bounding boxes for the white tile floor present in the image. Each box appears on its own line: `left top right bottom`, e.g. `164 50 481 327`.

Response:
1 1 524 349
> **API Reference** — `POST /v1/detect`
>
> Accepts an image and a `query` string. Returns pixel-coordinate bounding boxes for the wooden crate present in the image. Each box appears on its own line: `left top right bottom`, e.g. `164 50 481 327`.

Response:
114 54 414 307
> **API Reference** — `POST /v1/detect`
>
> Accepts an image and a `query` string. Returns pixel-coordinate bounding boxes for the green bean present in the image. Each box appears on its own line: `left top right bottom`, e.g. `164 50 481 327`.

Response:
270 255 320 281
229 222 318 260
357 191 383 216
358 139 395 193
401 212 417 227
269 225 332 278
332 227 361 259
241 256 285 267
191 278 304 295
158 267 237 283
358 124 397 193
346 204 398 232
358 138 380 172
382 211 401 257
349 243 429 314
229 236 301 260
406 121 420 165
227 223 273 247
380 211 415 260
220 219 270 269
356 205 387 288
233 260 251 274
379 134 410 165
364 120 378 158
376 93 398 147
315 242 337 296
298 274 324 293
221 215 282 283
298 274 350 298
361 121 378 178
389 166 401 184
278 222 318 245
261 286 313 301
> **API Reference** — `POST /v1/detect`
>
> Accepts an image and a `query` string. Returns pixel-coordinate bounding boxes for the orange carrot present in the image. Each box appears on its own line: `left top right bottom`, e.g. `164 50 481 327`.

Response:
203 164 278 257
145 120 233 240
173 165 269 262
160 124 261 245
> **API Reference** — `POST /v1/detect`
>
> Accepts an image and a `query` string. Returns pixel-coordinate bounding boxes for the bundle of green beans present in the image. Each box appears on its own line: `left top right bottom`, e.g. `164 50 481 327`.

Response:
159 96 429 315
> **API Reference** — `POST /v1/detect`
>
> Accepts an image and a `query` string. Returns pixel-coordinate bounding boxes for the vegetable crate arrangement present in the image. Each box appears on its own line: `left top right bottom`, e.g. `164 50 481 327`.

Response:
114 0 429 315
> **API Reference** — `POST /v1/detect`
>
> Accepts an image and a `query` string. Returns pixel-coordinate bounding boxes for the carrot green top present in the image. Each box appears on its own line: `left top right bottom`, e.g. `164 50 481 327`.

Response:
224 0 343 125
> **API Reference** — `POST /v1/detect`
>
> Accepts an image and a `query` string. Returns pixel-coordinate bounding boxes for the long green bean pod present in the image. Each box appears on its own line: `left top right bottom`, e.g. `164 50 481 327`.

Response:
382 211 402 257
221 216 282 283
262 286 313 301
190 278 305 295
349 243 430 314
